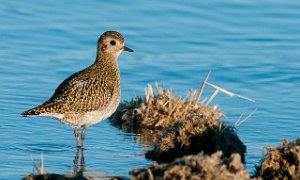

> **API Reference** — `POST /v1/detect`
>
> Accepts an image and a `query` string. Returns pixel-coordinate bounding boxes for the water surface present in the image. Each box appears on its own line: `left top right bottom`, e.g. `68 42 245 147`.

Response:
0 0 300 179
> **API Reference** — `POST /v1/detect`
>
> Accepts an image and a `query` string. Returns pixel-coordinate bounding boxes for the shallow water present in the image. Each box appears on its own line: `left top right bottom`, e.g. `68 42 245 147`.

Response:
1 0 300 179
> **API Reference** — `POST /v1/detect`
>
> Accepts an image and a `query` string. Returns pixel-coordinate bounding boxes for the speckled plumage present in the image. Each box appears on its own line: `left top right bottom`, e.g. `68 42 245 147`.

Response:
21 31 133 147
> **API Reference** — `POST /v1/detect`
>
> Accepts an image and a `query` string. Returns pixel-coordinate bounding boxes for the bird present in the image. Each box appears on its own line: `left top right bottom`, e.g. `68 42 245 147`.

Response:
21 31 134 148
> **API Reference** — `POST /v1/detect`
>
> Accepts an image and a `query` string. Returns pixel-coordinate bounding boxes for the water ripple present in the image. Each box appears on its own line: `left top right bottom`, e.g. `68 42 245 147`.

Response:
9 143 74 153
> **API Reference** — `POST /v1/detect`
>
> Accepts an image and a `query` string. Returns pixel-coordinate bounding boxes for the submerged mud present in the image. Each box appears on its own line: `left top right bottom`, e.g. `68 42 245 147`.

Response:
145 114 246 163
131 151 252 180
254 138 300 180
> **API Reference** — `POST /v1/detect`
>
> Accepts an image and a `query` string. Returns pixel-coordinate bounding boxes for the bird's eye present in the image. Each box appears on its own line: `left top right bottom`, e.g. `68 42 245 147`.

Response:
110 40 116 46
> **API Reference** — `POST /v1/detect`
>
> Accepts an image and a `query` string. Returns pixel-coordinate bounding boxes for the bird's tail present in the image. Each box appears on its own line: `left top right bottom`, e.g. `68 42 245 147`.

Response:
21 107 44 117
21 101 60 117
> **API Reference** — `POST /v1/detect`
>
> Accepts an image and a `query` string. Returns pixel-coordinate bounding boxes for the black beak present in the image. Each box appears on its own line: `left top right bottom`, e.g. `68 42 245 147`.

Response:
123 46 134 52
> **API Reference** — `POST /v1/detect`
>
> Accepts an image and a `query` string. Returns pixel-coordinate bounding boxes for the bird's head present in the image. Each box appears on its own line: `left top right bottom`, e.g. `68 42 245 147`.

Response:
97 31 133 56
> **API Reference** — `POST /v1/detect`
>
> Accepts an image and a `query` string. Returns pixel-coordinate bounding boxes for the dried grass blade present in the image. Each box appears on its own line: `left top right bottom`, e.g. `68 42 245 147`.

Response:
236 108 257 127
195 71 211 103
154 82 161 95
30 154 40 174
205 89 219 106
234 113 244 128
40 154 44 174
205 82 255 102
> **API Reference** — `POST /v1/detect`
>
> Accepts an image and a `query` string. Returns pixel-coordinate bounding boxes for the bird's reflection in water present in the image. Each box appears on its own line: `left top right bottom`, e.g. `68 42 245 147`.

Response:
72 148 125 180
23 148 126 179
73 148 86 177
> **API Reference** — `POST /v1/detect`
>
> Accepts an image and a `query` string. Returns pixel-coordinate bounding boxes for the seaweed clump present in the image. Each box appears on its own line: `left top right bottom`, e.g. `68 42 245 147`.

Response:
145 114 246 163
131 151 252 180
254 138 300 180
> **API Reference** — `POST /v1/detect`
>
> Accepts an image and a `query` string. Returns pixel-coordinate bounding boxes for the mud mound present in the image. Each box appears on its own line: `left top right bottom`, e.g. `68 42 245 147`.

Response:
145 114 246 163
131 151 251 180
254 138 300 180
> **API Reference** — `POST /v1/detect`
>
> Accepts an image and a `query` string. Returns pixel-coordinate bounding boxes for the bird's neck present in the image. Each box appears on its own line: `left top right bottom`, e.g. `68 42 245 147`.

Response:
94 53 119 68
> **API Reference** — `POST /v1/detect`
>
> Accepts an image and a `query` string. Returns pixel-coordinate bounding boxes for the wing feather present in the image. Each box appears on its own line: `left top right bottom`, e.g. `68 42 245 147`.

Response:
38 66 116 114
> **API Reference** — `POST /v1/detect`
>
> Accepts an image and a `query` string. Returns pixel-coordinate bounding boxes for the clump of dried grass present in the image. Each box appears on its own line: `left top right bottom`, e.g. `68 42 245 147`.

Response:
130 151 253 180
110 73 253 160
109 81 224 146
254 138 300 180
145 114 246 163
111 82 224 129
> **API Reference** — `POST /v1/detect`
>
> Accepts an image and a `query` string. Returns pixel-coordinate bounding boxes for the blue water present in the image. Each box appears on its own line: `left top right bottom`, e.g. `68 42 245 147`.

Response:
1 0 300 179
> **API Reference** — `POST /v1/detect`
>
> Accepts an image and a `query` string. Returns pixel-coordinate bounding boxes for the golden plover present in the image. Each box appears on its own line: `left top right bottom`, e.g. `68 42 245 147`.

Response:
21 31 133 148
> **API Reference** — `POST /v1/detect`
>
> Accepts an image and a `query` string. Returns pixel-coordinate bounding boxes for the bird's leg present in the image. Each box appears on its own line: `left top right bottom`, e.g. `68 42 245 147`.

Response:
74 127 81 148
81 126 86 149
